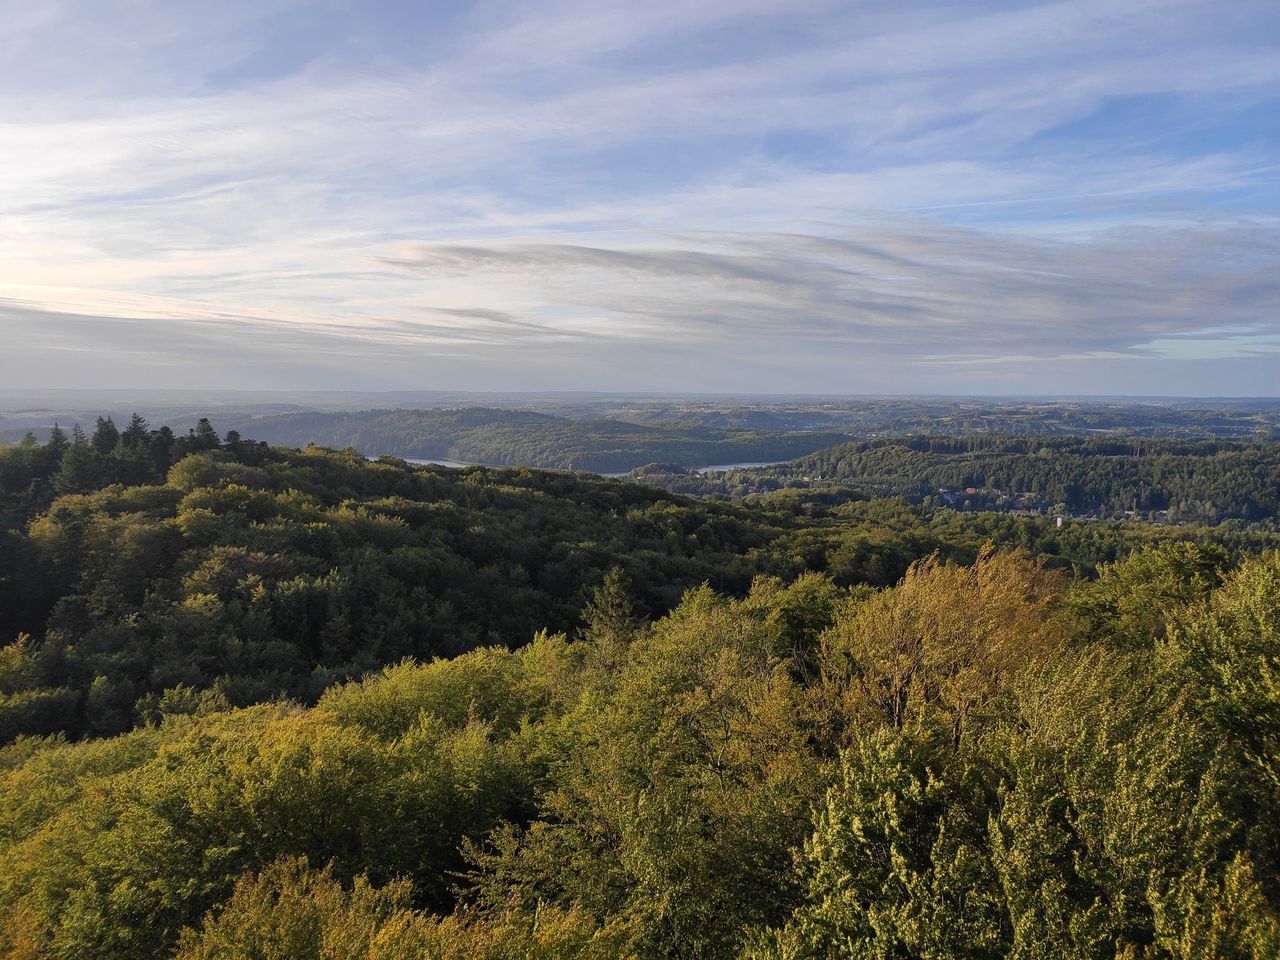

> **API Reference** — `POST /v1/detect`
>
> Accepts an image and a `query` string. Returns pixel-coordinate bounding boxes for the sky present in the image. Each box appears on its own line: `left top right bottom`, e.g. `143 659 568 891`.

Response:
1 0 1278 395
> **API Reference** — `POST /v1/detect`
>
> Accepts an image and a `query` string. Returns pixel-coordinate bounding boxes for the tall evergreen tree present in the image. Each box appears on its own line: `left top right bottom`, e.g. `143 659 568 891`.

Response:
46 423 68 457
121 413 150 449
92 416 119 455
193 418 220 450
115 414 155 485
151 425 176 468
54 424 99 494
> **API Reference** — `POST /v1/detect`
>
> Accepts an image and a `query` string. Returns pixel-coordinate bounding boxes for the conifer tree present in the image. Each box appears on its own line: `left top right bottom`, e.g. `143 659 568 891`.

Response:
91 416 119 454
54 424 98 494
46 422 68 457
193 417 220 450
121 412 150 449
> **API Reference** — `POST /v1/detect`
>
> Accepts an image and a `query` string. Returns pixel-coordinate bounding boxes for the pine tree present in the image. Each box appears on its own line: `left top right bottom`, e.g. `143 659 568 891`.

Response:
54 424 99 494
193 418 220 450
115 413 155 484
121 413 150 449
151 425 176 467
91 416 119 455
46 423 68 457
580 566 639 655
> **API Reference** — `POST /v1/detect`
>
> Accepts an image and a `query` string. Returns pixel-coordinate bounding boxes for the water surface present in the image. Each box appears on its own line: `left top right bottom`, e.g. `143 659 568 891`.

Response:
692 461 784 473
400 456 475 469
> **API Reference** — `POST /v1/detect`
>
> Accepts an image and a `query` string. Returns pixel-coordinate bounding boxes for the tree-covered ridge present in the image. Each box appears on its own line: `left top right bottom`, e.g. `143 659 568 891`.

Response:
2 545 1278 958
582 396 1280 439
5 427 1280 746
0 413 243 528
232 407 853 473
0 440 785 742
643 434 1280 525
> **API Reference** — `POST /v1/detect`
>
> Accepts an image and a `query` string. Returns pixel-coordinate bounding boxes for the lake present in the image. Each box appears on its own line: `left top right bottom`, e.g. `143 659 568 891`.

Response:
393 457 785 475
400 456 475 469
692 461 784 473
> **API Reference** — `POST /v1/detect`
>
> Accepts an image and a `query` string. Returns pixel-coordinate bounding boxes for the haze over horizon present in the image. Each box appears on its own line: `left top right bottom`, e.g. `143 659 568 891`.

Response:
3 0 1278 395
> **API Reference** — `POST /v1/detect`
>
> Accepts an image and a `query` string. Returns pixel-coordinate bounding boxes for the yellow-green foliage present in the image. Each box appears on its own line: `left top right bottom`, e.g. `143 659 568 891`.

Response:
173 857 636 960
814 546 1072 739
1071 541 1231 649
1 550 1278 960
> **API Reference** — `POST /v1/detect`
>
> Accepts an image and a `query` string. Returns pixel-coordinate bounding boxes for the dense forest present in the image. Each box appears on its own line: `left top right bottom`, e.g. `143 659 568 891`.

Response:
5 421 1279 744
2 419 1279 957
231 408 852 473
640 435 1280 525
3 543 1279 957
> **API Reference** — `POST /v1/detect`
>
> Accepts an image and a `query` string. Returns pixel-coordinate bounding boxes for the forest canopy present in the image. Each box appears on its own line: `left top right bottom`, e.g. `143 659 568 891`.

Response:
641 434 1280 525
1 418 1278 958
2 545 1279 958
3 421 1278 744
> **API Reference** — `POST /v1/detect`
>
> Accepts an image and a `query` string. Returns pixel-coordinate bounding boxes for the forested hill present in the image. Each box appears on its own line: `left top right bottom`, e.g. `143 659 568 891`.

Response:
645 434 1280 525
234 407 852 472
3 421 1280 956
6 421 1280 746
0 440 784 742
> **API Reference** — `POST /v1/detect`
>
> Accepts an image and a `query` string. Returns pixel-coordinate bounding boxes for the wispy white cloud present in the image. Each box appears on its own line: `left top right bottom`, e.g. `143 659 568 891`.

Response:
384 219 1280 354
0 0 1277 392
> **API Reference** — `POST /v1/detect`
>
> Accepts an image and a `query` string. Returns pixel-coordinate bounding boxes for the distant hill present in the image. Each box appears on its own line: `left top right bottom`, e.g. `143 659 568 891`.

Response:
639 434 1280 525
234 407 853 473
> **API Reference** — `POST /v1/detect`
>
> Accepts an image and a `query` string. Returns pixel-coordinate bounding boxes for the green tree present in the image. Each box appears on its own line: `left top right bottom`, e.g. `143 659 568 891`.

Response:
120 413 150 449
91 416 119 455
755 720 1006 960
193 418 221 451
1072 541 1231 649
53 424 100 494
46 422 68 457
